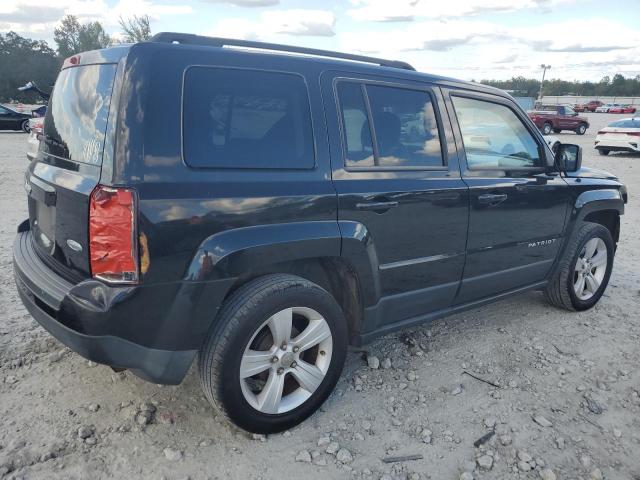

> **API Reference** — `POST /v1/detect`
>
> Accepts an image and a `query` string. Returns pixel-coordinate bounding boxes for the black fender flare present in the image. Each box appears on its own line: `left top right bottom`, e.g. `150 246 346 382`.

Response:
184 221 342 282
184 220 382 308
573 189 625 223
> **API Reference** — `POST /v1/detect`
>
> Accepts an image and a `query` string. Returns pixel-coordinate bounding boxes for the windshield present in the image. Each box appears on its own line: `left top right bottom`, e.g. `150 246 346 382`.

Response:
42 64 117 164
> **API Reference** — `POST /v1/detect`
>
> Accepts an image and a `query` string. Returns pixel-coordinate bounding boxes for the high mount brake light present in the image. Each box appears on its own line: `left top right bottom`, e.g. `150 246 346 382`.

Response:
89 186 139 284
62 55 80 69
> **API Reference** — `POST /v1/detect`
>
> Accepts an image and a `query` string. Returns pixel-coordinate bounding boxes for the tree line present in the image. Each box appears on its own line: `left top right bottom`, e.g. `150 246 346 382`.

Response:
480 75 640 98
0 15 151 103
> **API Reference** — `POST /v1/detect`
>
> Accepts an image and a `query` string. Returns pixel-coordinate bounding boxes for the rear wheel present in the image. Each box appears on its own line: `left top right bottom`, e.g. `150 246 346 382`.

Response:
542 122 553 135
544 222 614 311
575 123 587 135
21 120 30 133
198 274 348 433
598 149 610 156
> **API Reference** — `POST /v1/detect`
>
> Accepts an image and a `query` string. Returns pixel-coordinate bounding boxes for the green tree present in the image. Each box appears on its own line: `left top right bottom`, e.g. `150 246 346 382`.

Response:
0 32 60 102
119 15 152 43
54 15 111 57
480 75 640 97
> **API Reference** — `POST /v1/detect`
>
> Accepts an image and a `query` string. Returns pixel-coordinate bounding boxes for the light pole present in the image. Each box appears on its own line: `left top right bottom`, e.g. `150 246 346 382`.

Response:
538 64 551 102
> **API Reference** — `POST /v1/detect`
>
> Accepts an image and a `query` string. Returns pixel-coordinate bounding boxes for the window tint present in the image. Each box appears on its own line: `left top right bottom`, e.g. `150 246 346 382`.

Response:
609 119 640 128
452 96 541 170
0 106 8 114
337 83 374 167
337 82 443 168
43 64 117 164
183 67 314 169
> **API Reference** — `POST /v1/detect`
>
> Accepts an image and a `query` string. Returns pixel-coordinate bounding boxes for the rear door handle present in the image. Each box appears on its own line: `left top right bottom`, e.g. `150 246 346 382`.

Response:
478 193 507 205
356 201 399 212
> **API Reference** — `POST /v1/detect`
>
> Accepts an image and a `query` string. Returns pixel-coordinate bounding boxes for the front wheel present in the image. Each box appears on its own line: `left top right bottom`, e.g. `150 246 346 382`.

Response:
544 222 614 311
575 124 587 135
542 122 553 135
198 274 348 433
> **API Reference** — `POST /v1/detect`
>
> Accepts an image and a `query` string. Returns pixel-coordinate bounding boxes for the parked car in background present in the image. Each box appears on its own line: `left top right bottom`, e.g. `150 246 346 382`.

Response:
0 104 31 132
544 135 561 152
595 117 640 155
26 117 44 161
31 105 47 117
528 105 589 134
607 105 636 114
583 101 604 112
595 103 620 113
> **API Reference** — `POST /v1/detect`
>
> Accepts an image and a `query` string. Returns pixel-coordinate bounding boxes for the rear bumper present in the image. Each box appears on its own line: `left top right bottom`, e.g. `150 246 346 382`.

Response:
13 227 233 384
595 139 639 153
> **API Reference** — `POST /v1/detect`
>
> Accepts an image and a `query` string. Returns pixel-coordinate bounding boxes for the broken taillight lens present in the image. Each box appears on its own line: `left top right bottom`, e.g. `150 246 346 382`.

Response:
89 185 139 284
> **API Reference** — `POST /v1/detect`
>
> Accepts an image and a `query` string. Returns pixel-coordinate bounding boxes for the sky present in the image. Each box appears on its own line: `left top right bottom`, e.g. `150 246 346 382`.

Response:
1 0 639 82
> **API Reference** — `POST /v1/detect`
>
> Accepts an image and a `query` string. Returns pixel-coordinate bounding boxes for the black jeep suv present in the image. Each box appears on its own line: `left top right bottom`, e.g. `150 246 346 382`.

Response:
13 33 627 433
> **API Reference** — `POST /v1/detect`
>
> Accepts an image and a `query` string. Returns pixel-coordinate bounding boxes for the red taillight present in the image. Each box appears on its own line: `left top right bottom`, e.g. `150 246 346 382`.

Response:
62 55 81 69
32 121 44 135
89 185 139 284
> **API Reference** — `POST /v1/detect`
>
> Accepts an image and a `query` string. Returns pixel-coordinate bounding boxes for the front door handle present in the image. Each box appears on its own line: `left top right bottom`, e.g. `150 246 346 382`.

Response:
356 200 399 212
478 193 507 205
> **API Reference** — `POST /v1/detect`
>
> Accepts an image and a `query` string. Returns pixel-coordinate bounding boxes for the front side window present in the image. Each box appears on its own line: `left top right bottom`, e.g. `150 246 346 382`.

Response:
452 96 542 170
337 82 444 168
183 67 314 169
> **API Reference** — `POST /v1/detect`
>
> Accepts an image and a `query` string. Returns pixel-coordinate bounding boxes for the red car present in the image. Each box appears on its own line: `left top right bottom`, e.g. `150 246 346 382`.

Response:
608 105 636 114
528 105 590 135
584 100 604 112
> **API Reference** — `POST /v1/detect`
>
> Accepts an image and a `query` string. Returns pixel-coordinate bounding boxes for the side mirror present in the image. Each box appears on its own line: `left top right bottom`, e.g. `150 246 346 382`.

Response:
555 143 582 172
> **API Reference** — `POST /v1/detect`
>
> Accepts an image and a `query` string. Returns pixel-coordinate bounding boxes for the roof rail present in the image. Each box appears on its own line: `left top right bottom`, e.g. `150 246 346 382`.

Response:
150 32 416 71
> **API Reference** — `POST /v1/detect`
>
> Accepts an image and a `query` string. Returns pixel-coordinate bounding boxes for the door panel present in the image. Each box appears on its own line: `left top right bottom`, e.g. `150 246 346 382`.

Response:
322 72 469 331
444 90 570 304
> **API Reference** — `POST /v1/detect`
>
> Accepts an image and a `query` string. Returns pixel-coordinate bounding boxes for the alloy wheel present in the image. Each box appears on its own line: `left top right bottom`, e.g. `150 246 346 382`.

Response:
240 307 333 414
573 237 608 300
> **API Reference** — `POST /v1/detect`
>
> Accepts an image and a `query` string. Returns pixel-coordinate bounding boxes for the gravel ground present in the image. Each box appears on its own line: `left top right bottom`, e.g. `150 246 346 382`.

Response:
1 113 639 480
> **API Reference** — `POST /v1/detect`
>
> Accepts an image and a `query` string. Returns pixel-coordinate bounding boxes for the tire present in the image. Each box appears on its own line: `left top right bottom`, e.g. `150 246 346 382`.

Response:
198 274 348 433
598 149 610 156
544 222 614 311
575 123 587 135
542 122 553 135
21 120 30 133
553 129 561 134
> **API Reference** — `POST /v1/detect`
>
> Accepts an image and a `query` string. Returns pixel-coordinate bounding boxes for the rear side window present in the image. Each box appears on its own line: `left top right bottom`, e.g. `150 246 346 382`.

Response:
183 67 314 169
43 64 117 164
337 82 443 168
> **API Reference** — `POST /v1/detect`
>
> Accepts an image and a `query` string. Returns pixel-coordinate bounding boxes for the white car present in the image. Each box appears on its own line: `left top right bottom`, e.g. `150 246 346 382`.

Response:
595 117 640 155
595 103 620 113
543 135 560 153
26 117 44 161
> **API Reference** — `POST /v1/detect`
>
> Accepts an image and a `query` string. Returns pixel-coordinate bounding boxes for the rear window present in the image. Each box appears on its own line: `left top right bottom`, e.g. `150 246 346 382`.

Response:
183 67 314 169
43 64 117 164
609 119 640 128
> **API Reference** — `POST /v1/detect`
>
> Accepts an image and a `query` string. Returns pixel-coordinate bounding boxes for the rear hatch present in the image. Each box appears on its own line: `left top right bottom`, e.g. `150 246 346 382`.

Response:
26 55 121 282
